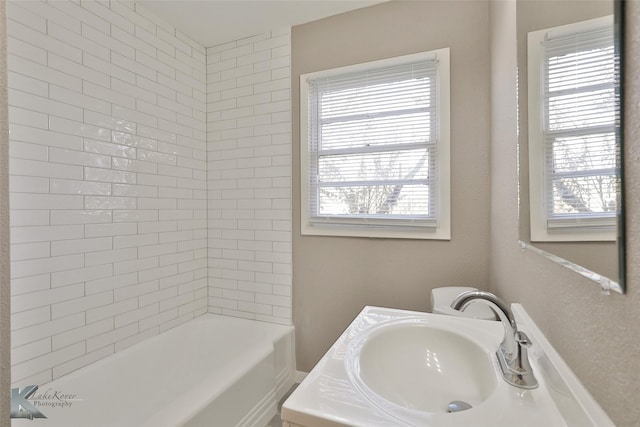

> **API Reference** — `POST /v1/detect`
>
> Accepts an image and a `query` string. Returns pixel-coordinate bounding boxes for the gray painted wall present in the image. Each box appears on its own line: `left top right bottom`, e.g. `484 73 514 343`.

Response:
292 0 492 372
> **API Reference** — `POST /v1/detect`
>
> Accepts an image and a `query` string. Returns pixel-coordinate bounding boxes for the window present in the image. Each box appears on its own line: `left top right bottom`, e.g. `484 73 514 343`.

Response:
300 49 450 239
527 16 618 242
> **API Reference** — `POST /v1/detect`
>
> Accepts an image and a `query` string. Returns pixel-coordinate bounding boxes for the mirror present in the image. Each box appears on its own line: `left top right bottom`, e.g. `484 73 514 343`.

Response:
517 0 625 292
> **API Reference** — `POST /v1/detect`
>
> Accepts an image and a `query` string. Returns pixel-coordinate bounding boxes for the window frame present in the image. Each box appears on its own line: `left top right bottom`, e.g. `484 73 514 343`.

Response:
300 49 451 240
527 16 617 242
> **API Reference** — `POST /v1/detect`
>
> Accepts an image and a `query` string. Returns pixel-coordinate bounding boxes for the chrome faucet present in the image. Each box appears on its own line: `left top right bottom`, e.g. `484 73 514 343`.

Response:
450 291 538 389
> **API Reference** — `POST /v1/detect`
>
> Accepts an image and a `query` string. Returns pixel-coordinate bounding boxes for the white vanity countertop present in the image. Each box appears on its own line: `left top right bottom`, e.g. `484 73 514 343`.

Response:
281 305 614 427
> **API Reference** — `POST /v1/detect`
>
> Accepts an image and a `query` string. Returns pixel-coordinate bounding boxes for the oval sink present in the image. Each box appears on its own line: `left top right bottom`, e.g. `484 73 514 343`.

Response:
346 318 498 424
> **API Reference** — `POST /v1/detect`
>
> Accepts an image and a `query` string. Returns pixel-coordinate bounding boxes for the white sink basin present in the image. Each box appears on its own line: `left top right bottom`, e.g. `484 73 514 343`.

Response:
345 318 498 423
282 306 616 427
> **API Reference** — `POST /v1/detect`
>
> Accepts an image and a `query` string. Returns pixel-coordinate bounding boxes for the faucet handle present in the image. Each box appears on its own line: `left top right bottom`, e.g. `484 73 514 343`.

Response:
509 330 538 388
496 330 538 389
515 331 532 347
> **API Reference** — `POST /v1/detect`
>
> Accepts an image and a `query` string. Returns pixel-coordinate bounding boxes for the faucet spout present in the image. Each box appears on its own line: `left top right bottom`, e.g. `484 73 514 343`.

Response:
450 290 538 389
451 291 517 356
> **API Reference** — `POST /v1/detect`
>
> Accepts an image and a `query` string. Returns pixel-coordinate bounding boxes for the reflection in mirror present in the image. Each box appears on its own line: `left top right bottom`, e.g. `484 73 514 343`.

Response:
517 0 624 293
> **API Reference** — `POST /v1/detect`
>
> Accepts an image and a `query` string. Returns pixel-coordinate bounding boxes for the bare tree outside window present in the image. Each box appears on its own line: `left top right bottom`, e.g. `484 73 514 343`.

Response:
545 42 617 219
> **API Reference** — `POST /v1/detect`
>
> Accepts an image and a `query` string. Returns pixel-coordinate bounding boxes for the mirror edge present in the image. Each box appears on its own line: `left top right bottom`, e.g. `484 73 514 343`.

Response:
519 240 623 294
614 0 626 294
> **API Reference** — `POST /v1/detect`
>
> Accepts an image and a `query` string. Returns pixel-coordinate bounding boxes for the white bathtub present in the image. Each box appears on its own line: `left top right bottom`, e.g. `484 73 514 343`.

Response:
12 314 296 427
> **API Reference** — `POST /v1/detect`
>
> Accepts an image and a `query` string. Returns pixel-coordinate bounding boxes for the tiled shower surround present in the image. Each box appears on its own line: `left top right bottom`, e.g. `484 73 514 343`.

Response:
7 1 292 386
206 30 292 325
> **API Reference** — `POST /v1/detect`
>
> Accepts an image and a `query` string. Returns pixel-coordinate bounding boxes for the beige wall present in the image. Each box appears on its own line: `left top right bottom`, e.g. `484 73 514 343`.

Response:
0 1 9 424
292 0 492 371
489 1 640 426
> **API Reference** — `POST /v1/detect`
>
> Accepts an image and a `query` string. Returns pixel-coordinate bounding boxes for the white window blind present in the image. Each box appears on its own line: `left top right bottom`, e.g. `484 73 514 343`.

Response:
528 16 618 241
300 50 450 239
543 25 617 227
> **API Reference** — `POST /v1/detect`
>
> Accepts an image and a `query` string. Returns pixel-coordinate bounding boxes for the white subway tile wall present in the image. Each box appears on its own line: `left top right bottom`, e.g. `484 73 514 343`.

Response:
207 30 292 325
7 1 213 385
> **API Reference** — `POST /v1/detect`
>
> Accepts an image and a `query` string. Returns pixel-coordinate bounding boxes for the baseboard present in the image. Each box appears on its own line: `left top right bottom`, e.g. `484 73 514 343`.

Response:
237 386 277 427
275 363 296 401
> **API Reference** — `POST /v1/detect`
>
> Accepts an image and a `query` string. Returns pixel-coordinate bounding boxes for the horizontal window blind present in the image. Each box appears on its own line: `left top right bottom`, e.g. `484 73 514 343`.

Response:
542 23 617 228
306 58 439 228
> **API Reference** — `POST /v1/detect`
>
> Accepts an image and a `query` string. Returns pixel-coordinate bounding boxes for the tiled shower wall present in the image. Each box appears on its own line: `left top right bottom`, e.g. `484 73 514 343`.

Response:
7 1 209 385
8 0 293 386
206 30 292 325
